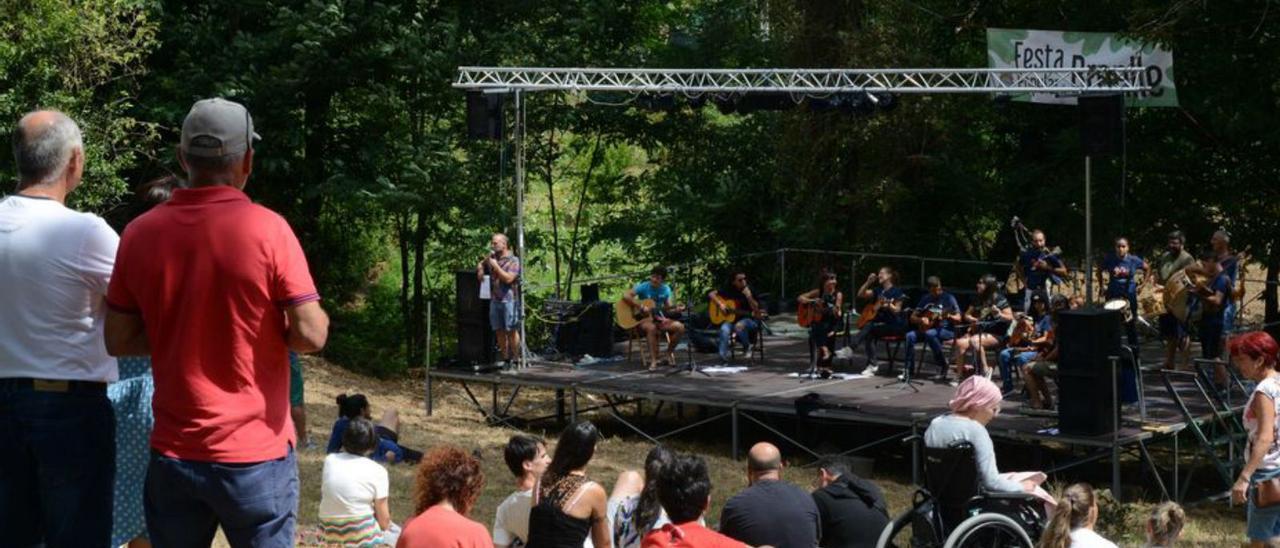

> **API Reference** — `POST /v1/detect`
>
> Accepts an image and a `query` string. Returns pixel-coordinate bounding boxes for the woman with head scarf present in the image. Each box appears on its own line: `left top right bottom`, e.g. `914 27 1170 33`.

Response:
923 376 1037 494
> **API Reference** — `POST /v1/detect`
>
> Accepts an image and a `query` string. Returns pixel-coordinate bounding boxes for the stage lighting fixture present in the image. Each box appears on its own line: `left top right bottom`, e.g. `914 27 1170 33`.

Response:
735 92 794 112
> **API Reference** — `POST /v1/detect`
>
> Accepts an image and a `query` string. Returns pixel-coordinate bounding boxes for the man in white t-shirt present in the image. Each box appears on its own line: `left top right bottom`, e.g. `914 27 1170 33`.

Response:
0 110 119 547
495 434 552 548
319 418 396 545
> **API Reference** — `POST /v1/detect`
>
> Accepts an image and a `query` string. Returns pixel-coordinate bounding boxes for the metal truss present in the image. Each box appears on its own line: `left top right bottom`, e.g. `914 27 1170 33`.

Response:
454 66 1149 95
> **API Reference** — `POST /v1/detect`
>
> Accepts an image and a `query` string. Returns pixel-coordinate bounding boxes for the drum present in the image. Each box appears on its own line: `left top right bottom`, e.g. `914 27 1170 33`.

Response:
1103 298 1132 322
1162 270 1192 321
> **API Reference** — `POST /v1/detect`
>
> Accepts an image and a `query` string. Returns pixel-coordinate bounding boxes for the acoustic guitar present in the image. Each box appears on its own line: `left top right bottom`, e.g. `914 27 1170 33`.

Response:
855 298 891 329
615 298 657 330
708 294 765 325
797 299 834 328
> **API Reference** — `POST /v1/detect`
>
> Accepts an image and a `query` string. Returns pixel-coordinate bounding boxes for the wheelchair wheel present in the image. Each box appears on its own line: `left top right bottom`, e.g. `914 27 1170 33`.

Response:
875 508 913 548
942 512 1033 548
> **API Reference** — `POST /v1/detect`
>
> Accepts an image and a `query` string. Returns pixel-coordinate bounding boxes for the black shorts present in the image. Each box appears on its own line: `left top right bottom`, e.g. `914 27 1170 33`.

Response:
1158 313 1186 340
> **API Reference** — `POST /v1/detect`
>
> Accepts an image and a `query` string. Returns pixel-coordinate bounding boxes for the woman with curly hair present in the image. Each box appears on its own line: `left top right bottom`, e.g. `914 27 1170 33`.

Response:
527 420 612 548
396 446 492 548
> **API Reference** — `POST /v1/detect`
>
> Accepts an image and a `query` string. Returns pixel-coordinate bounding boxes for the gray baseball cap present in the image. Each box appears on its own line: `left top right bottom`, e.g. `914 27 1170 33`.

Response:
180 98 260 158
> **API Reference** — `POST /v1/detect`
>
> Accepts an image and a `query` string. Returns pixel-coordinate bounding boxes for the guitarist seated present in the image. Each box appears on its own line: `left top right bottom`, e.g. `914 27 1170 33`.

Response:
858 266 907 375
709 271 763 364
798 271 843 377
624 265 687 371
903 276 960 381
996 292 1052 395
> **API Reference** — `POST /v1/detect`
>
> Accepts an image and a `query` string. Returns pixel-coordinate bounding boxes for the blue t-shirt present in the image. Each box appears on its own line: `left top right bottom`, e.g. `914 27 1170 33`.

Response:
1102 253 1145 298
1020 249 1064 290
326 417 405 463
1201 273 1232 327
1220 255 1239 285
916 292 960 328
634 281 673 309
872 286 905 322
1034 314 1052 336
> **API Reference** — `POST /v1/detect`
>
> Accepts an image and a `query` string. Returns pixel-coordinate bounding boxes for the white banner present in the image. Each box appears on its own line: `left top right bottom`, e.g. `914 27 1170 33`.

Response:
987 28 1177 107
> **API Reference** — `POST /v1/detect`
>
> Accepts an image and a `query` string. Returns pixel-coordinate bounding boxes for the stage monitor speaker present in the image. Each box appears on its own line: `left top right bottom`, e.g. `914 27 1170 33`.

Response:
466 91 504 141
1078 94 1124 157
580 283 600 303
1056 308 1123 436
455 271 494 365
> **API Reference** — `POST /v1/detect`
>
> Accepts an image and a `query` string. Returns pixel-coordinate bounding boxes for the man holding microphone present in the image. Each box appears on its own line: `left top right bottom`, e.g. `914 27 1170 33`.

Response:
478 233 522 367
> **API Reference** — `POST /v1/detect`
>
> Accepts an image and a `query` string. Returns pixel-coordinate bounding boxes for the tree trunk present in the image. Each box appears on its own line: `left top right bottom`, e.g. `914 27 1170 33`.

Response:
544 125 562 299
565 134 605 297
398 212 415 365
1266 250 1279 340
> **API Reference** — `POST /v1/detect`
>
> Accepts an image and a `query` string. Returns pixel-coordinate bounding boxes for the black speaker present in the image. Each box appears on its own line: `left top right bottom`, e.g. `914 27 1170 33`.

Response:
456 271 494 364
1078 94 1123 156
580 283 600 303
466 91 504 140
576 302 614 358
1057 308 1123 436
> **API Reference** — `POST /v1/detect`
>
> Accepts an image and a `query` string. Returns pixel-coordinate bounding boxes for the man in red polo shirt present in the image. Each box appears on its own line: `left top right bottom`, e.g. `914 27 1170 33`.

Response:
104 98 329 547
643 454 746 548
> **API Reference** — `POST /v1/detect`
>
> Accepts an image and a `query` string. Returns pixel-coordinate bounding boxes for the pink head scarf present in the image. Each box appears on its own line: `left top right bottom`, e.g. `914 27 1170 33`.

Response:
948 375 1003 414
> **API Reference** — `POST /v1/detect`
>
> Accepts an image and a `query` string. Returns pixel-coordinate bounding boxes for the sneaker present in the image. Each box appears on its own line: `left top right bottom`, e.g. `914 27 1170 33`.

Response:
948 380 959 387
862 364 878 376
897 373 908 381
743 344 754 357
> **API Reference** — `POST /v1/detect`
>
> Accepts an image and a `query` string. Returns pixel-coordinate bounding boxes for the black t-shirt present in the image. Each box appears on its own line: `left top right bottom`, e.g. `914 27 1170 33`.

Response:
718 285 751 312
812 475 890 548
719 479 820 548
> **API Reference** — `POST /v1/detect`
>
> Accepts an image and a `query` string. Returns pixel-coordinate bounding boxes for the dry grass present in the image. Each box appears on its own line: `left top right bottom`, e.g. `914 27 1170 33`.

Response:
211 356 1245 547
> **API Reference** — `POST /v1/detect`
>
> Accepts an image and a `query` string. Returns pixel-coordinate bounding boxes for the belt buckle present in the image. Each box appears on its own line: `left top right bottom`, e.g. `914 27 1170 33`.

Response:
32 379 70 393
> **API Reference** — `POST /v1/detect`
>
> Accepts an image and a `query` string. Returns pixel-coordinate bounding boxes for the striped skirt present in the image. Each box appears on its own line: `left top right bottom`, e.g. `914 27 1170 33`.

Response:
318 515 388 547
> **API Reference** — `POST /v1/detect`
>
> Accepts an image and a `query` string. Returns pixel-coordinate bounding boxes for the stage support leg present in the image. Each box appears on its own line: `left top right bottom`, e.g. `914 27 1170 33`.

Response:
425 300 433 416
732 404 740 461
571 387 578 423
492 384 498 417
556 388 566 423
1111 356 1121 500
1174 429 1181 502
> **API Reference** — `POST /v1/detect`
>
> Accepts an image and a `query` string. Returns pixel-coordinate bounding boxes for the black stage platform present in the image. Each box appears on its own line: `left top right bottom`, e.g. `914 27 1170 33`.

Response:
427 317 1244 502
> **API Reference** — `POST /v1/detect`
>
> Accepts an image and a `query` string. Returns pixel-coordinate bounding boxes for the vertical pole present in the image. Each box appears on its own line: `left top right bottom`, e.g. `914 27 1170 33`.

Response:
731 404 740 461
1085 155 1094 304
851 257 858 311
919 257 926 288
1110 355 1121 500
426 300 433 416
779 249 787 309
571 386 579 423
556 388 566 423
1173 428 1180 502
515 90 528 367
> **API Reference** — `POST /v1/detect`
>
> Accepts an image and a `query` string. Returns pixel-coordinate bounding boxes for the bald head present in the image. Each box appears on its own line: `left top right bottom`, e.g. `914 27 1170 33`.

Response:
12 110 83 190
747 442 782 480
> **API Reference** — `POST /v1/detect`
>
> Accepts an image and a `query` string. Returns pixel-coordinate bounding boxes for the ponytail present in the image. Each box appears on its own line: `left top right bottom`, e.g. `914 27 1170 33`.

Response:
1038 483 1096 548
1147 501 1185 546
633 445 675 534
336 393 369 419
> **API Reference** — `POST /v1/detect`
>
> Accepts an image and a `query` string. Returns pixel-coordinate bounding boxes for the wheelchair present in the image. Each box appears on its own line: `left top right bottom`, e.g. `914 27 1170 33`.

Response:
876 442 1046 547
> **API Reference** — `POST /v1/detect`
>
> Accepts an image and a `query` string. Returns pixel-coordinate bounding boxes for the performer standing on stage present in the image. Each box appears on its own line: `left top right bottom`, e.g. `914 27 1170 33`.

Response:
709 271 762 364
1193 250 1233 386
1152 230 1196 370
624 266 686 371
858 267 906 375
952 274 1013 381
903 276 959 381
798 272 843 377
1098 236 1148 350
478 233 522 367
1019 229 1067 311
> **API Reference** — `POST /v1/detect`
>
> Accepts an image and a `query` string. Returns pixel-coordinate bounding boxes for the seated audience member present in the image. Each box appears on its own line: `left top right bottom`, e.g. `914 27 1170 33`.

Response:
1039 483 1116 548
718 442 820 548
397 446 492 548
527 420 612 548
811 456 889 548
1144 502 1185 547
494 434 551 548
328 393 423 463
642 454 745 548
608 445 678 548
319 418 399 546
924 376 1037 494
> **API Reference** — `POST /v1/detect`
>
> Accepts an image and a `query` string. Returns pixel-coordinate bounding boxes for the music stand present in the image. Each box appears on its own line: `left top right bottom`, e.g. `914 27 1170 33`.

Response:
876 326 923 393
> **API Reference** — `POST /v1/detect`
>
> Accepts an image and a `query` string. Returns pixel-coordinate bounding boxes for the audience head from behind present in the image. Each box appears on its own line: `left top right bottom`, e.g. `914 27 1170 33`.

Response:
657 454 713 525
544 419 600 485
503 434 549 487
176 98 257 188
341 418 379 457
949 375 1004 426
336 393 371 419
12 110 84 201
1040 483 1113 548
1145 501 1185 547
810 454 890 548
746 442 783 484
816 455 852 488
413 446 485 516
633 444 677 533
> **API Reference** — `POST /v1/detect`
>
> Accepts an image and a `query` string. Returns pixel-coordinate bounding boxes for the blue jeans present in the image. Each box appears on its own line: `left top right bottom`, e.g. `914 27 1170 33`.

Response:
0 379 116 548
998 348 1038 391
905 328 953 377
717 318 760 360
1249 468 1280 541
145 447 299 547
